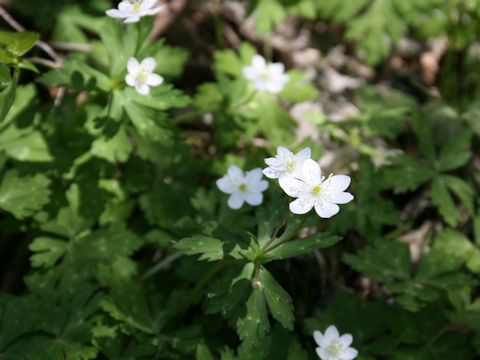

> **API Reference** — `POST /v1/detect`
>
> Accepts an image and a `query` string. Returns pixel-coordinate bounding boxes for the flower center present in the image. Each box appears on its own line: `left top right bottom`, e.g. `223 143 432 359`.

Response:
239 183 247 191
260 71 271 80
313 185 321 195
287 160 296 171
133 3 142 12
326 339 343 356
136 68 149 83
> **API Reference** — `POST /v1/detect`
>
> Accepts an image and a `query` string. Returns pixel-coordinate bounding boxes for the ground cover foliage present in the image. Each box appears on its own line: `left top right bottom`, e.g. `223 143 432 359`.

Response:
0 0 480 359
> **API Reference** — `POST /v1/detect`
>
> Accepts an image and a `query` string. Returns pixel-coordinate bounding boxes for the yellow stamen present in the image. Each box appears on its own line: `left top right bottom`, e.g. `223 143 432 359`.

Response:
239 184 247 191
313 185 321 195
133 3 142 12
327 340 342 355
136 69 149 82
287 160 296 171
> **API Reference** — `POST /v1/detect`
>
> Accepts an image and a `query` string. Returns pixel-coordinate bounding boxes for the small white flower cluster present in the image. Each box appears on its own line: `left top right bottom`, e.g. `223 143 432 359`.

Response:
264 146 354 218
242 55 290 94
216 147 353 216
125 57 163 95
106 0 165 23
314 325 358 360
216 166 269 209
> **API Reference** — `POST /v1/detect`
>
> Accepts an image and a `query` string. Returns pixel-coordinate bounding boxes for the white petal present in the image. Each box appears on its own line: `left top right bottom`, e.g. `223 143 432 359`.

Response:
264 157 279 167
142 0 158 10
227 165 244 185
242 66 256 80
339 334 353 348
216 177 235 194
228 193 244 209
251 180 268 192
266 81 284 94
135 83 150 95
301 159 321 185
118 2 132 12
246 192 263 206
315 347 329 360
314 202 339 218
253 80 268 92
279 176 305 197
146 73 163 86
290 197 314 215
324 325 340 344
262 167 280 179
145 5 166 15
106 9 128 18
323 175 351 192
127 57 139 74
140 57 156 71
124 15 141 23
269 62 285 75
246 168 263 182
339 347 358 360
313 330 324 347
277 146 291 158
329 191 354 204
125 74 136 87
251 55 266 70
295 147 311 163
280 74 290 84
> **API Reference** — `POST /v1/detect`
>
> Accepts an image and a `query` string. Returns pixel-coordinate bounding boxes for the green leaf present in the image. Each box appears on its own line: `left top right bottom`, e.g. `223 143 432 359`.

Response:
259 268 294 331
436 130 472 172
196 344 215 360
264 233 342 261
194 82 224 111
122 84 191 111
214 43 256 77
442 175 475 216
0 63 10 92
0 124 52 162
0 68 18 122
29 237 68 268
344 241 411 282
0 170 50 219
175 224 252 261
237 287 270 352
278 69 319 103
382 155 435 193
431 177 460 227
0 295 36 352
207 263 254 315
17 59 39 73
253 0 286 34
0 31 40 57
41 184 92 239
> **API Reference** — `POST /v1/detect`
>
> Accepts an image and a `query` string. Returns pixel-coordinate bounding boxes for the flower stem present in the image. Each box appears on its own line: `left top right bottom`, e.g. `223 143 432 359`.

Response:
178 258 239 318
229 89 257 110
135 21 142 56
261 214 309 255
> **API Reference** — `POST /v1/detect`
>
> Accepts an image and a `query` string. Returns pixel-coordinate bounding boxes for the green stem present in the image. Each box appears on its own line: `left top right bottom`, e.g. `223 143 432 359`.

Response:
229 89 257 110
140 250 184 280
171 109 205 124
135 21 142 56
261 214 309 255
262 198 291 251
179 259 238 317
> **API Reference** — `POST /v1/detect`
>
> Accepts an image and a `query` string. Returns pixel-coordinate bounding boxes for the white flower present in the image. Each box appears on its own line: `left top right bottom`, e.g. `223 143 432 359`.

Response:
125 57 163 95
242 55 290 93
263 146 311 180
106 0 165 23
314 325 358 360
216 165 269 209
280 159 353 218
